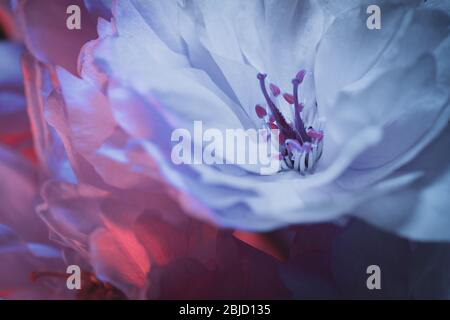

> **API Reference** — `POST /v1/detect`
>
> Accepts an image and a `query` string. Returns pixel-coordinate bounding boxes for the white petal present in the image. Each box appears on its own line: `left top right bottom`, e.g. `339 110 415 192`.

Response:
315 4 448 109
356 124 450 241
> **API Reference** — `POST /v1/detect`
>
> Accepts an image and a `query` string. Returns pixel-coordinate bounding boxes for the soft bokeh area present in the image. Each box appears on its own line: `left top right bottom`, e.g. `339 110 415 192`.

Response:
0 0 449 300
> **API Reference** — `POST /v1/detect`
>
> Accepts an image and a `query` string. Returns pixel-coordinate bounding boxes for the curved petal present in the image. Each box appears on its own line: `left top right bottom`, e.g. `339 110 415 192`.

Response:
355 124 450 241
0 145 48 242
315 2 449 109
89 220 150 299
316 3 450 188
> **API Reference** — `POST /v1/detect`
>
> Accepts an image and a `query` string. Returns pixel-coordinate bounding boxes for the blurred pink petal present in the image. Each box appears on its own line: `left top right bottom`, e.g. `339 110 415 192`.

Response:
233 230 292 262
90 220 151 299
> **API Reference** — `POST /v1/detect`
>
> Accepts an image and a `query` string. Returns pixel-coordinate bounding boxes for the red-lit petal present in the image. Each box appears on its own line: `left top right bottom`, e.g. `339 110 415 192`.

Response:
90 220 151 294
233 231 290 262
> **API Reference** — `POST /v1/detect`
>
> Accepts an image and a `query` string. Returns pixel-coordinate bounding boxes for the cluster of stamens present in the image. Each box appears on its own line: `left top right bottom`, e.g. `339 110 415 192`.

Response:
255 70 324 174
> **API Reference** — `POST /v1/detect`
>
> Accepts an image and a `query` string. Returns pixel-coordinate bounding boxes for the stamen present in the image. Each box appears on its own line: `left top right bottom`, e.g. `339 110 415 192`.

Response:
255 104 267 118
285 139 303 154
302 142 312 153
307 128 324 141
257 73 299 142
283 93 295 105
296 69 306 83
292 78 311 143
269 83 281 97
255 71 324 175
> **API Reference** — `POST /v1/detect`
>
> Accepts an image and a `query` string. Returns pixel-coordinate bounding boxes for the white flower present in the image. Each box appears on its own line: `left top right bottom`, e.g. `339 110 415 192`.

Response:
63 0 449 240
28 0 450 241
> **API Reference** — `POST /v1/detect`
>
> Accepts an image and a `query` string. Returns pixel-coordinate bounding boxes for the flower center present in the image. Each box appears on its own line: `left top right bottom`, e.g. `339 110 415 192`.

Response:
255 71 324 174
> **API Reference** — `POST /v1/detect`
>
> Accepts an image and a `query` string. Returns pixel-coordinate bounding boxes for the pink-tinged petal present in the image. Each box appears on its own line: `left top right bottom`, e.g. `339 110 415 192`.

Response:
21 52 53 166
134 213 187 266
22 53 81 182
135 208 218 269
232 230 291 262
283 93 295 104
90 220 151 298
55 67 116 159
255 104 267 118
37 181 107 252
269 83 281 96
77 39 110 92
